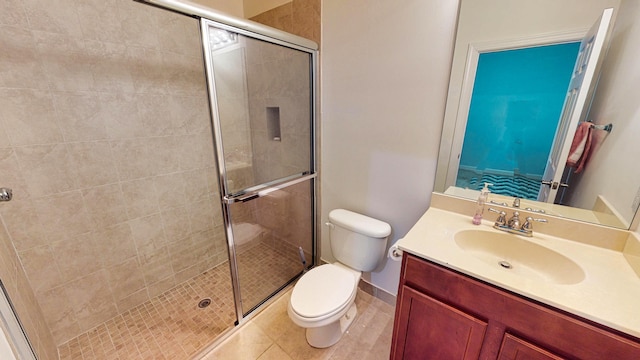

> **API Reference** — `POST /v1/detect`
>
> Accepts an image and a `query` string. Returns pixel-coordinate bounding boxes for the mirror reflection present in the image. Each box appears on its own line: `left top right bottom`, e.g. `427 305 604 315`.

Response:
455 42 580 198
436 0 640 229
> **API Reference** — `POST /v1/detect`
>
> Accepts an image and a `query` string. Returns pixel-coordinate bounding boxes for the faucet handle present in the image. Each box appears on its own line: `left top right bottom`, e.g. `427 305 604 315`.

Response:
488 208 506 226
522 217 548 234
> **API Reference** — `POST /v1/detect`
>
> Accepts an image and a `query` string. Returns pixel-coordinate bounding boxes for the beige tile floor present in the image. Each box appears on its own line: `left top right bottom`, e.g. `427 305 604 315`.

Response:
201 288 396 360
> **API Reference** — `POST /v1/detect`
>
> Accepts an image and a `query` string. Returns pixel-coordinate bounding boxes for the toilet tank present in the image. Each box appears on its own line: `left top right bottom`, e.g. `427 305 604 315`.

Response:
328 209 391 272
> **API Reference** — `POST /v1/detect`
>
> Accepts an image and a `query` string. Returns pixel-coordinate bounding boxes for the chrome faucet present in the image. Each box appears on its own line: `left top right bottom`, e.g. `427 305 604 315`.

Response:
507 211 521 229
490 198 545 213
488 208 548 237
488 208 506 226
524 207 546 214
0 188 11 202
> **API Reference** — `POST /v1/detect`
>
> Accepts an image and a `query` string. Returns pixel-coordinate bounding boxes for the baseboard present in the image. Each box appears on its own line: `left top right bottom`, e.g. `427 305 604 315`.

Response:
357 279 397 306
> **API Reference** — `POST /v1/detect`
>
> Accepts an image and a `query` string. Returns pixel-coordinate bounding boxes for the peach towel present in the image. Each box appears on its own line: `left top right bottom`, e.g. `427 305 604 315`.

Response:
566 122 593 173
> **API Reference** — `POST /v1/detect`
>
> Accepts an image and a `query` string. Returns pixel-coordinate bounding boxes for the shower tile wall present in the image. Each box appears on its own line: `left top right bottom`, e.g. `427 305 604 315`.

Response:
250 0 320 45
0 220 57 359
0 0 227 347
245 39 312 185
212 41 255 193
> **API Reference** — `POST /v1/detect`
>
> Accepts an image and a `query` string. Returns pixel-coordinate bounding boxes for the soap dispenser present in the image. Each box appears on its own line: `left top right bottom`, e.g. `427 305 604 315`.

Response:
472 183 492 225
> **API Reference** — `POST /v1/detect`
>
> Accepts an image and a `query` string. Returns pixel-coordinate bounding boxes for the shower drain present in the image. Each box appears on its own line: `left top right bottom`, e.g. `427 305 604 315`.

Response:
198 298 212 309
498 260 513 269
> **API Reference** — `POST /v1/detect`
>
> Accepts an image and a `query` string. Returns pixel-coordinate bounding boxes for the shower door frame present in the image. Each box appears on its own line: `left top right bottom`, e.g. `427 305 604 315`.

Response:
200 18 319 324
136 0 319 327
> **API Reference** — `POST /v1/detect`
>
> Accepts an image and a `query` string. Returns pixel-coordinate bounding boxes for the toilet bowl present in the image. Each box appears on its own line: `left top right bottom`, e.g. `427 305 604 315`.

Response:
288 209 391 348
288 263 361 348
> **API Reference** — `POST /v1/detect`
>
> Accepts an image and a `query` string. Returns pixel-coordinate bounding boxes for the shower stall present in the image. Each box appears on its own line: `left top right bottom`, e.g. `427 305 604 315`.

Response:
0 0 317 358
144 0 319 344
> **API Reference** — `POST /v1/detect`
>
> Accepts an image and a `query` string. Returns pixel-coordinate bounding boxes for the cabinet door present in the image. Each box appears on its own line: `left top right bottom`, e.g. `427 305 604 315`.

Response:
498 333 566 360
392 286 487 360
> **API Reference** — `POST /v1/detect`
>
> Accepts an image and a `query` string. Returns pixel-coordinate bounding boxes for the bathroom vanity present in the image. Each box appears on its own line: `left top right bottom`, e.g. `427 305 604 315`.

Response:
390 194 640 359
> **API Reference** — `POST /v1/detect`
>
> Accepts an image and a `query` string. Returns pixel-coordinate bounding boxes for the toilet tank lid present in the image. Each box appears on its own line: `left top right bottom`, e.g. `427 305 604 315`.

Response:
329 209 391 238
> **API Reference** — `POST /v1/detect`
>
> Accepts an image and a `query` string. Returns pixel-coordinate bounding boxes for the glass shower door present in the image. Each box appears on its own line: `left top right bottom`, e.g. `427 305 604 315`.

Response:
228 180 314 313
201 20 316 317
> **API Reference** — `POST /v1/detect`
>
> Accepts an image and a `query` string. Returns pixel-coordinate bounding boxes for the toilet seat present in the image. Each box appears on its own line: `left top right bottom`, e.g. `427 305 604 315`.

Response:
290 264 357 320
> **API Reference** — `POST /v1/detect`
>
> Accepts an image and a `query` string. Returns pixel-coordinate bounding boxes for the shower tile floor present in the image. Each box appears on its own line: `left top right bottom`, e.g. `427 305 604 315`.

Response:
57 263 235 360
57 241 305 359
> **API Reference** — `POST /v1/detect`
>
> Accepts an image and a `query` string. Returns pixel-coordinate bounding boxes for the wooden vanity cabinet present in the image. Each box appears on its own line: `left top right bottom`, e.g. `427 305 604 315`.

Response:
390 253 640 360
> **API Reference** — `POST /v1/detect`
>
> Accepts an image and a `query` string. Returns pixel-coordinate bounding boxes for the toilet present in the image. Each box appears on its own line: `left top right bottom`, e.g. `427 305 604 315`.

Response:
288 209 391 348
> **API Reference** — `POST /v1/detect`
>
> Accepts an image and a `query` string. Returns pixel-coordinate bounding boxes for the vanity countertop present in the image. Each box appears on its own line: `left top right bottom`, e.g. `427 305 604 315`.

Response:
396 206 640 338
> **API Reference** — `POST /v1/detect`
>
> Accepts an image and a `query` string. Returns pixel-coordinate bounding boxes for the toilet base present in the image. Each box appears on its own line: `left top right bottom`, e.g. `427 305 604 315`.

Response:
306 303 358 348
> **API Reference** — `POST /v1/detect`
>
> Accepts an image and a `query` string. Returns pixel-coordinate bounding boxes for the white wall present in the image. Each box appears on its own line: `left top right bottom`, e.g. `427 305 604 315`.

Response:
572 0 640 225
321 0 460 295
191 0 244 17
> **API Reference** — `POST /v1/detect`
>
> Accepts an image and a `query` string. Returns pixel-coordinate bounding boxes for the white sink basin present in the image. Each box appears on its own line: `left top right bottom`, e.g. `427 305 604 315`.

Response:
454 230 585 285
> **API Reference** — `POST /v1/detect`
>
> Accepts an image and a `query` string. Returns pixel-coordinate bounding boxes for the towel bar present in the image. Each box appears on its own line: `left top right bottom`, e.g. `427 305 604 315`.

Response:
590 123 612 133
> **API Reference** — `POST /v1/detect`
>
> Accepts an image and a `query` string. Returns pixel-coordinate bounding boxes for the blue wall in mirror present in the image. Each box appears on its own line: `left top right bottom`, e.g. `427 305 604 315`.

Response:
457 41 580 199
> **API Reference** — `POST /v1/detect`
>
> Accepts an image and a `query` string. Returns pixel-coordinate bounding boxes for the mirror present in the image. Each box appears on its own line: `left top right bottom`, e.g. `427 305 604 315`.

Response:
436 0 640 229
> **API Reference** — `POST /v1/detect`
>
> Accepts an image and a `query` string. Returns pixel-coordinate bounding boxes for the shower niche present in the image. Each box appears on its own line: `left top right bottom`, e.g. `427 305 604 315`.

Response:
267 107 281 142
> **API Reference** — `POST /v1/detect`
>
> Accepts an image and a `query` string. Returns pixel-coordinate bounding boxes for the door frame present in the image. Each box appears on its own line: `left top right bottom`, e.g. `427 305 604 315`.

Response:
444 29 588 190
538 7 614 203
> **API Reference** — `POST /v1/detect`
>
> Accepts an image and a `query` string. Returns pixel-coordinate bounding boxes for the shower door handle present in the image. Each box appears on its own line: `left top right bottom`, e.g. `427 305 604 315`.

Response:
223 193 259 204
234 194 259 203
223 173 317 204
